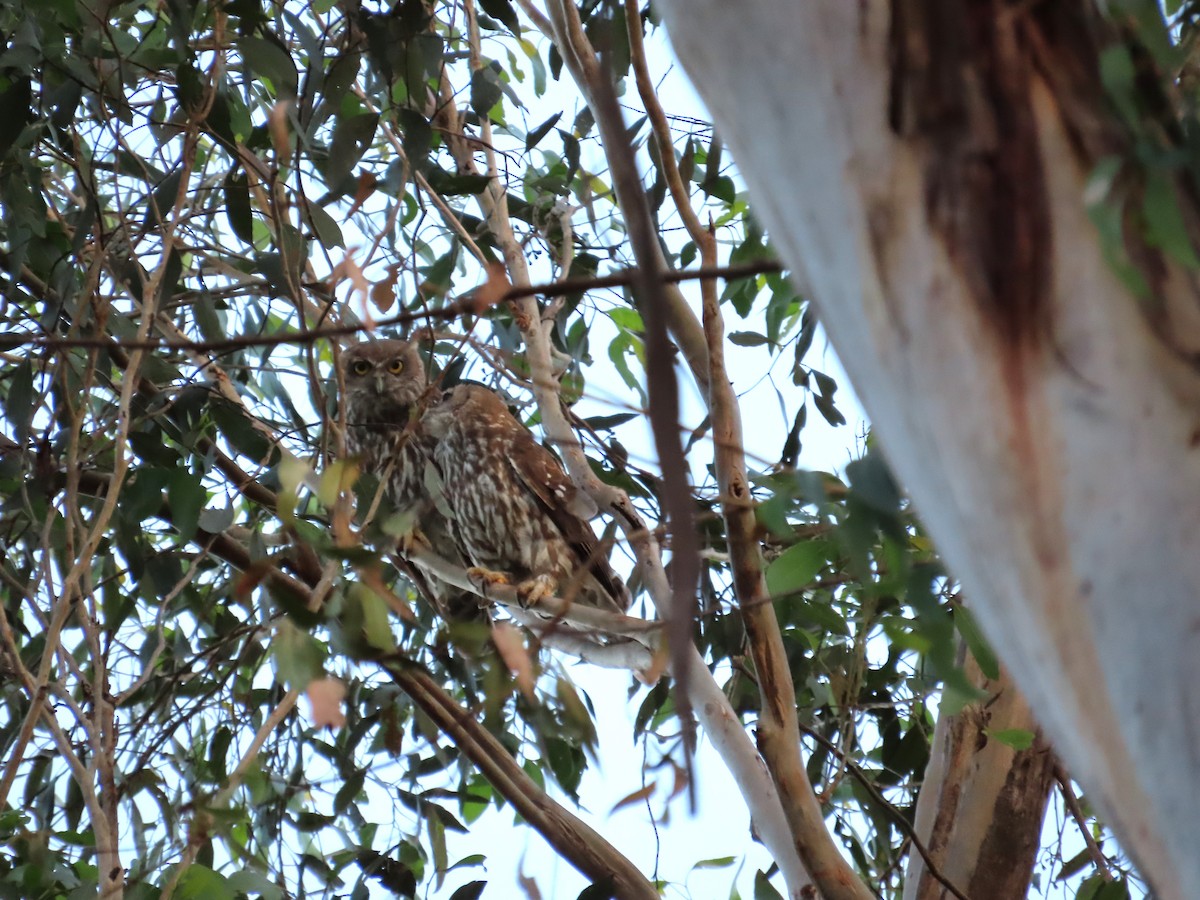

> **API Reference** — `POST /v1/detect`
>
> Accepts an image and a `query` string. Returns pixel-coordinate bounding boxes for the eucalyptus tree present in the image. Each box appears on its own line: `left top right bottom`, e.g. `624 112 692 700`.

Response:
0 1 1132 898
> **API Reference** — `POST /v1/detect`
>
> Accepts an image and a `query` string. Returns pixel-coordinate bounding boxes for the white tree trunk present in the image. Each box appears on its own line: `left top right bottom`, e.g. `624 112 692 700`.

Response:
657 2 1200 895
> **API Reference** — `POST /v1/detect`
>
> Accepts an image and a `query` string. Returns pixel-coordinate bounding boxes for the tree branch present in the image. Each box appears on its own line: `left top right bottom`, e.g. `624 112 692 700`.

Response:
703 288 870 900
564 3 702 770
4 261 779 354
532 0 713 399
387 663 659 900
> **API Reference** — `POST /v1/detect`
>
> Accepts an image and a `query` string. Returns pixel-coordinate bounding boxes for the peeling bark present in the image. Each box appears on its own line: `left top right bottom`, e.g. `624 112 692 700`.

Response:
904 651 1054 900
657 1 1200 895
889 0 1053 347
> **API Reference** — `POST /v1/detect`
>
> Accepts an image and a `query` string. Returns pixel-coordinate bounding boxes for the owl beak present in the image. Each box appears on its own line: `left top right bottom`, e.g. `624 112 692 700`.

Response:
372 374 387 395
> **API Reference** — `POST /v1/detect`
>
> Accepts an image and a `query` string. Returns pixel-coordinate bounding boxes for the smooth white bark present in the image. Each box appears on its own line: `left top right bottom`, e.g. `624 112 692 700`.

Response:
657 2 1200 896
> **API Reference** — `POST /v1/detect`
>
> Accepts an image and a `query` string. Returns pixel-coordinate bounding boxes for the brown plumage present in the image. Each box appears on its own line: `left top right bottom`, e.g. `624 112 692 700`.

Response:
341 339 429 515
423 383 630 613
340 339 474 619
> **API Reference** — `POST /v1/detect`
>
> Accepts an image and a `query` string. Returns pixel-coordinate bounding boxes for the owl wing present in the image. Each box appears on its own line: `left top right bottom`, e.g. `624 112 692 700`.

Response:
508 427 630 610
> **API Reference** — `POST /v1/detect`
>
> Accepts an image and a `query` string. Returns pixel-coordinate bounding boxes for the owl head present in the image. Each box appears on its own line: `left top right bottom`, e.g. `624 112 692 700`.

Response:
340 339 425 417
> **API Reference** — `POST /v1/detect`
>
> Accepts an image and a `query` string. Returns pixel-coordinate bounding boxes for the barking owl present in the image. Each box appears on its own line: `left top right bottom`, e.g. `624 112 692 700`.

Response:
341 339 429 514
340 339 473 618
422 383 631 613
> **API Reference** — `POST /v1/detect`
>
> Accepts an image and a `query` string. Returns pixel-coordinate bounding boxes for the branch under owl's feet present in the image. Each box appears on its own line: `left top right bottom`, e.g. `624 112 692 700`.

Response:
406 546 659 669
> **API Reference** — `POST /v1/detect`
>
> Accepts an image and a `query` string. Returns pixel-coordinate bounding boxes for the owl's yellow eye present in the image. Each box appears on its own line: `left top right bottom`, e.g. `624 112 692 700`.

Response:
387 358 405 375
350 359 371 376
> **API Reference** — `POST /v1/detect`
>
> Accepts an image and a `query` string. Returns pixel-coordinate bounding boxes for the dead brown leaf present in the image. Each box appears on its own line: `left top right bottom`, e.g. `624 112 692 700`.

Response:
491 621 535 700
472 260 511 312
370 262 401 313
345 170 378 217
233 559 273 601
268 100 291 157
609 782 656 814
306 678 347 729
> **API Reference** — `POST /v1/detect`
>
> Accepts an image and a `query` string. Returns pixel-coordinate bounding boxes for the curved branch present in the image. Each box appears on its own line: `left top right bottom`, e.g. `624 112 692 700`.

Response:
528 0 712 399
388 663 659 900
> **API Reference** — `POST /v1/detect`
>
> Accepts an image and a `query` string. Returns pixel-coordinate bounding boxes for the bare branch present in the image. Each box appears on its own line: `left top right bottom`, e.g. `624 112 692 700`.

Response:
1056 763 1115 883
4 261 780 354
389 664 660 900
703 283 870 900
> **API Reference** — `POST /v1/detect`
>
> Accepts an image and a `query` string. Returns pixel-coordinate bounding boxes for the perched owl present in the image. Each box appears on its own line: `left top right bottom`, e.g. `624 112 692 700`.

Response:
341 339 429 513
422 383 631 613
340 339 474 618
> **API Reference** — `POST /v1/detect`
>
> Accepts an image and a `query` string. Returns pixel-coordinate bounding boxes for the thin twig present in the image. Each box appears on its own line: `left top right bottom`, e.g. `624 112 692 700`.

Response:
5 260 781 354
1055 763 1114 882
798 722 972 900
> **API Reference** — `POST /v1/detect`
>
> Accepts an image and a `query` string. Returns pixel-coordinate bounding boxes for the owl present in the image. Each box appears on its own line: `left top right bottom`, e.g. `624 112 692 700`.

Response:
422 383 631 613
340 339 473 618
340 339 429 514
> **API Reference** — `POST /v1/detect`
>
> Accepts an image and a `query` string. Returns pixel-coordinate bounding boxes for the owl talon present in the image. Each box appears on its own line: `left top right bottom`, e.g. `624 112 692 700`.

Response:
397 528 432 557
516 574 557 608
468 567 511 592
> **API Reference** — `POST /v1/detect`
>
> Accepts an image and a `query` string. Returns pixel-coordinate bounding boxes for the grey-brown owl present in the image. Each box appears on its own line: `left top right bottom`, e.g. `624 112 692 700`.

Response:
340 339 473 618
341 339 428 514
423 383 631 613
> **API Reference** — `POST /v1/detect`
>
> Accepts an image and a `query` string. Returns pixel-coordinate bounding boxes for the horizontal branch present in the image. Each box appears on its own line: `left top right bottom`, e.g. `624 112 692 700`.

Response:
407 542 657 671
7 261 781 354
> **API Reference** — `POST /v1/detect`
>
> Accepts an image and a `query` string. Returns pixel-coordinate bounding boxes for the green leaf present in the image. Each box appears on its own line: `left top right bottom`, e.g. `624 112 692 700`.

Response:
143 168 184 229
845 452 900 515
449 880 486 900
477 0 520 32
224 170 253 244
333 770 366 814
1142 169 1200 267
608 307 644 333
175 865 232 900
238 35 298 99
193 292 225 344
325 112 379 190
576 883 616 900
425 170 493 195
225 871 284 900
3 359 33 442
124 468 170 523
753 871 785 900
584 412 638 430
728 330 769 347
210 398 272 463
272 620 327 688
397 108 432 172
765 540 827 598
703 174 736 204
690 856 736 870
470 65 504 118
955 605 999 680
357 583 397 652
315 51 361 126
197 505 235 533
167 469 207 541
525 111 562 151
988 728 1035 751
306 201 344 250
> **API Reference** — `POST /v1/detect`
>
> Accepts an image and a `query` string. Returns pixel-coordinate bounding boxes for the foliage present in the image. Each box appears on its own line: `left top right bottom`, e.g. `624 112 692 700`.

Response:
0 0 1144 897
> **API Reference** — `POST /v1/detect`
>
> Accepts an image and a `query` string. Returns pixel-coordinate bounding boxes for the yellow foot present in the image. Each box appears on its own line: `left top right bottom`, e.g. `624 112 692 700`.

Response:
516 574 557 607
397 528 432 556
467 566 511 591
